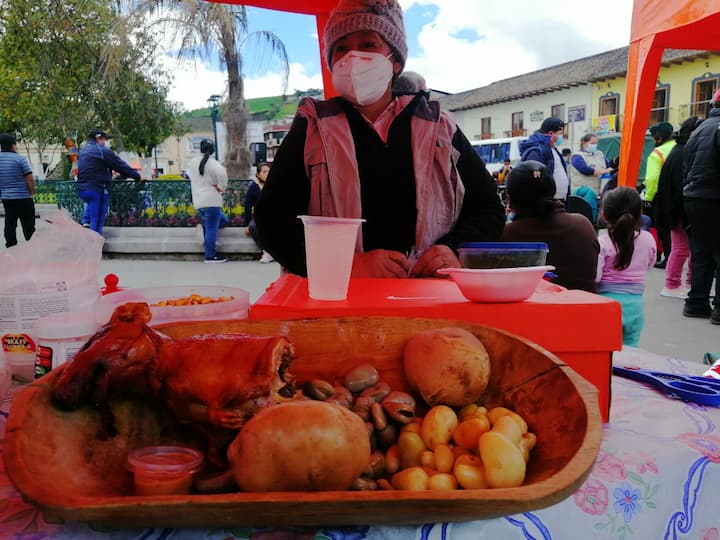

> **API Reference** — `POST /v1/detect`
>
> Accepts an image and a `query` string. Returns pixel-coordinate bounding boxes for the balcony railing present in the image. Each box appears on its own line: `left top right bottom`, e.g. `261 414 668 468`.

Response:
37 179 252 227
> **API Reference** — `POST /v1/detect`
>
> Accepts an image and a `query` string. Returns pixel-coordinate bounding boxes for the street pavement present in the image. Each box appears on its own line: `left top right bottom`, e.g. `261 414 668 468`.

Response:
2 216 716 365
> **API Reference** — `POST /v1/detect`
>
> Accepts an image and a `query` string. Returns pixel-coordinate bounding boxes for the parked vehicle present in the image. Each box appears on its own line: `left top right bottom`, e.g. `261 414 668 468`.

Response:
470 136 528 175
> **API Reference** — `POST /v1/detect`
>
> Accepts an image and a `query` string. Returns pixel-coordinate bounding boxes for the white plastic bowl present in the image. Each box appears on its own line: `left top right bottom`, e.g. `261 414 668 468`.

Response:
97 285 249 326
437 266 555 303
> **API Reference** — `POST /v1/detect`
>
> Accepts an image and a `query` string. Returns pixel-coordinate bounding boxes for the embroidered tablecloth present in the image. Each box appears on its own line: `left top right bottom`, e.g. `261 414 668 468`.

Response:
1 347 718 540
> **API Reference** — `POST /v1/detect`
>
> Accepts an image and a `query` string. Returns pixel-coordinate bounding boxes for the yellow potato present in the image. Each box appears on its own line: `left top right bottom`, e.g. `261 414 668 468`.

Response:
453 416 491 449
420 450 436 469
487 407 528 433
420 405 458 449
478 431 526 488
458 403 488 421
428 473 458 491
518 432 538 463
398 431 426 469
453 460 488 489
391 467 429 490
491 415 522 445
433 444 455 474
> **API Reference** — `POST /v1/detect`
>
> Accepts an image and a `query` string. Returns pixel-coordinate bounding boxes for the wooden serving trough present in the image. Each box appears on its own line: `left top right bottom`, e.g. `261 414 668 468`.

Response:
4 317 601 528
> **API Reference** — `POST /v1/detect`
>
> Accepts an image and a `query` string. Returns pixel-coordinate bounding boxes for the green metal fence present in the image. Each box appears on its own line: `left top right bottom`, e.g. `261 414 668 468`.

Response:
40 179 251 227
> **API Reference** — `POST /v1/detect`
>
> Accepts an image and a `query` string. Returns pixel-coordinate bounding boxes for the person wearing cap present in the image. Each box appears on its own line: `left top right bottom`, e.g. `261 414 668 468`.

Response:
255 0 504 278
644 121 676 268
681 88 720 323
76 129 141 235
519 117 570 202
0 133 35 248
501 160 599 292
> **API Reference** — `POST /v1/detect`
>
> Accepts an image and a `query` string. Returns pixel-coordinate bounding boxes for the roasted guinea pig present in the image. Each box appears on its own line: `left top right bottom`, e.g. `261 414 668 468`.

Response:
51 302 296 463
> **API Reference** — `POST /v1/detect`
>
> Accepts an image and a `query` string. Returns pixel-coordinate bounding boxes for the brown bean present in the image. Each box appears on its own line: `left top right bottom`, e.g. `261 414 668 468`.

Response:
382 391 416 424
363 450 386 478
325 386 353 408
371 402 388 431
302 379 335 400
350 477 378 491
376 423 398 449
359 381 391 402
344 363 380 393
352 395 376 420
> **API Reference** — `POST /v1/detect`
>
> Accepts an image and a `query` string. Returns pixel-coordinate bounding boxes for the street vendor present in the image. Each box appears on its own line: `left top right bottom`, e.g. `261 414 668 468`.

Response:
255 0 504 278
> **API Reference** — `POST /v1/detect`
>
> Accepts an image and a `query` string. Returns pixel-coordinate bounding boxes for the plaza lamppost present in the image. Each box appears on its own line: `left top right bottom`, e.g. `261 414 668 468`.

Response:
207 94 222 160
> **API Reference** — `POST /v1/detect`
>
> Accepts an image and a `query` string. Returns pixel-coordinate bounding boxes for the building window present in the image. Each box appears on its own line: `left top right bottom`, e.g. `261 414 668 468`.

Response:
511 112 524 136
189 136 206 153
599 94 619 116
649 85 670 124
481 117 492 139
692 75 719 117
551 104 565 121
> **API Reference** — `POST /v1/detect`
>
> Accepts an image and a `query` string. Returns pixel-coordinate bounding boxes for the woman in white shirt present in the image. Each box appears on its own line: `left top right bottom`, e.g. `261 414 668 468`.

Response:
188 139 229 263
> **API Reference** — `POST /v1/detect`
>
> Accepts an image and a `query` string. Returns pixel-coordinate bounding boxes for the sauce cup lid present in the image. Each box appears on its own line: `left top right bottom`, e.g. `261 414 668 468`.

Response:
127 445 204 475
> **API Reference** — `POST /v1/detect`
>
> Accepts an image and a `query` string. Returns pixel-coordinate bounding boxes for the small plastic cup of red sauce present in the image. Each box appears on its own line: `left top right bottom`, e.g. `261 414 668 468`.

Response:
127 446 204 496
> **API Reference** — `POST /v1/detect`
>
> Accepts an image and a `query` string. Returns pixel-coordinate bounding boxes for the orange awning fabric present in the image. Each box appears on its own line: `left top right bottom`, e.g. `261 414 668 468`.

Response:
619 0 720 187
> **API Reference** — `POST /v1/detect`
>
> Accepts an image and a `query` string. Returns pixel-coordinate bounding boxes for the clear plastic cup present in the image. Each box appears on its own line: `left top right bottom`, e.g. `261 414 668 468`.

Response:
298 216 365 301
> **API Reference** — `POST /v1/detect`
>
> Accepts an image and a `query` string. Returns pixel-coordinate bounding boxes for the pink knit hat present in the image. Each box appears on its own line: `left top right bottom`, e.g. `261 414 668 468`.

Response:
324 0 407 69
714 87 720 105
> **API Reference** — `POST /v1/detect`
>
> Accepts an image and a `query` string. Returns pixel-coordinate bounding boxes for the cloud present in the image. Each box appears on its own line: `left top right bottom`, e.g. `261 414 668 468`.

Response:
163 0 634 109
401 0 633 93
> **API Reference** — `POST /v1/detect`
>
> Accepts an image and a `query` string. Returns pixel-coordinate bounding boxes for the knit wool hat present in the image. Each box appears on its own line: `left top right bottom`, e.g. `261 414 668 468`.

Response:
324 0 407 69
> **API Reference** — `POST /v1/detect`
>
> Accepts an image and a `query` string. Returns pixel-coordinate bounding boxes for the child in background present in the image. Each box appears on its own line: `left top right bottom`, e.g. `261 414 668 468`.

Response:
596 187 657 346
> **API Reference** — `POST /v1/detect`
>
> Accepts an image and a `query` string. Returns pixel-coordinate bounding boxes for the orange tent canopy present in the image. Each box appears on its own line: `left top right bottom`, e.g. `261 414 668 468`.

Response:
619 0 720 187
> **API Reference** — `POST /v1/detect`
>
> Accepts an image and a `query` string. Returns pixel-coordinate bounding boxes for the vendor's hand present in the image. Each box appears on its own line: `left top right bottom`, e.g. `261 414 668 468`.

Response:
244 228 251 237
410 244 461 278
351 250 410 278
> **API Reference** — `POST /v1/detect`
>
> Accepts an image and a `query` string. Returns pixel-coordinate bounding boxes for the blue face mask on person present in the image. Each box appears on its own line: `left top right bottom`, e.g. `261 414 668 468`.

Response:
555 135 564 147
586 143 598 152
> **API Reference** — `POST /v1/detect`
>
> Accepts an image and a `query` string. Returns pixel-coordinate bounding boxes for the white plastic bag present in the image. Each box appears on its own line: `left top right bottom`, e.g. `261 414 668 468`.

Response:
0 210 104 380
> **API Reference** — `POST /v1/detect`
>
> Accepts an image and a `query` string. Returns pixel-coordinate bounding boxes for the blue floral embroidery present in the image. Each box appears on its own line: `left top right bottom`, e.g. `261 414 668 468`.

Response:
613 482 642 523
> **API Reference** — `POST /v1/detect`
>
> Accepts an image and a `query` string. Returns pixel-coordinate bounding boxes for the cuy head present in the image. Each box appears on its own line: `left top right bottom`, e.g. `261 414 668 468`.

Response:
51 303 161 409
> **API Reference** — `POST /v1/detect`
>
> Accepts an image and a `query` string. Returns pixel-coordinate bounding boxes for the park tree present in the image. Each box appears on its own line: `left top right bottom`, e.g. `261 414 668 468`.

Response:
124 0 290 178
0 0 184 173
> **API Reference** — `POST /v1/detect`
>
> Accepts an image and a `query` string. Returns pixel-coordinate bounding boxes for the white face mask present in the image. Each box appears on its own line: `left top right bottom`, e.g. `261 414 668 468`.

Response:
331 51 394 106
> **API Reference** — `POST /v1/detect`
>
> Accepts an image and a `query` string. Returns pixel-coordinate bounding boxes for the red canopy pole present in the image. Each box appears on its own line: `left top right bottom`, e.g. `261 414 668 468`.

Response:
618 35 662 187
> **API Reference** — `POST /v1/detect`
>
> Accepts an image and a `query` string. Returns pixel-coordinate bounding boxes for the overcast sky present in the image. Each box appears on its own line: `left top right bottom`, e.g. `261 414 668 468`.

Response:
163 0 635 112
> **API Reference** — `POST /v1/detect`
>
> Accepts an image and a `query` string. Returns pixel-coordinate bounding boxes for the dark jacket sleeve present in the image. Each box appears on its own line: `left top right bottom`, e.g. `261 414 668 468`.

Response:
255 116 311 275
102 148 141 180
243 183 261 226
435 128 506 251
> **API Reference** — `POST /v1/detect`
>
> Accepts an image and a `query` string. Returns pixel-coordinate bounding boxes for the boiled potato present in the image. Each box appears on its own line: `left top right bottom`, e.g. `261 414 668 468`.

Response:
227 401 370 491
403 327 490 407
